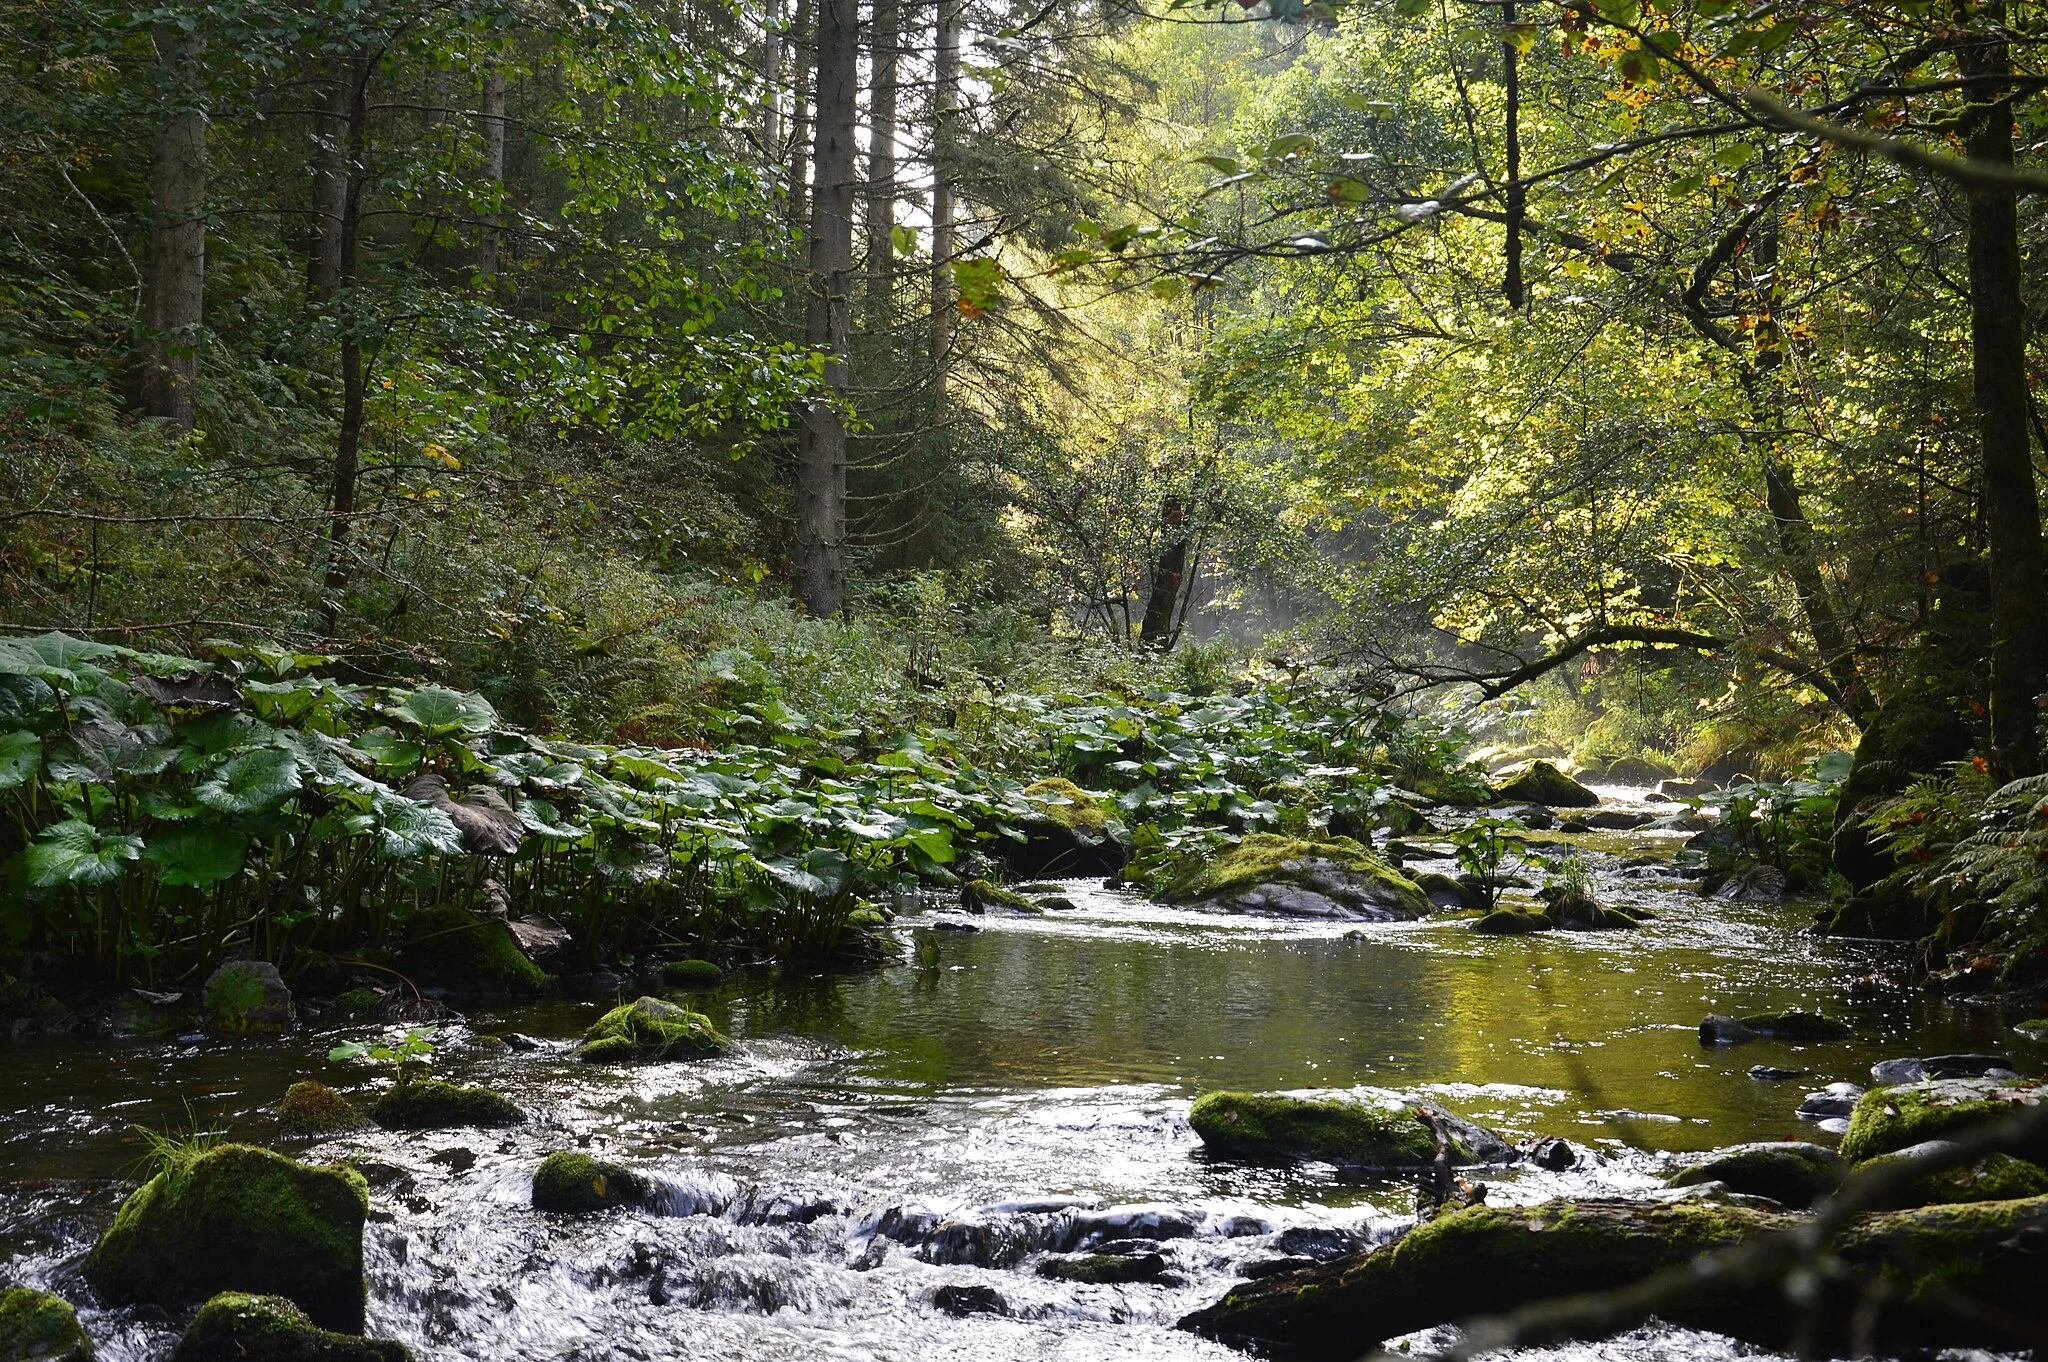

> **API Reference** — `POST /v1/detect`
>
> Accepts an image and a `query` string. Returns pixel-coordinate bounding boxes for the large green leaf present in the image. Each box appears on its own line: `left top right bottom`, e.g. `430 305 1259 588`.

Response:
145 826 247 887
0 633 118 691
352 726 424 772
384 686 497 735
0 731 40 789
24 819 143 888
195 747 302 814
366 793 463 858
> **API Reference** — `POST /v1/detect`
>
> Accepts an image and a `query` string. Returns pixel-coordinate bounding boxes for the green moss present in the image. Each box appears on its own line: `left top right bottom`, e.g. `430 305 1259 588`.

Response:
573 996 729 1063
1839 1078 2045 1163
661 959 724 987
1038 1253 1167 1284
961 879 1038 912
83 1144 368 1332
1190 1091 1440 1167
1470 908 1551 935
1836 1193 2048 1310
395 905 547 998
0 1287 92 1362
1667 1142 1845 1208
329 989 381 1019
2015 1019 2048 1041
167 1292 410 1362
277 1082 364 1138
1023 778 1108 833
1162 834 1430 918
369 1079 522 1131
1736 1011 1851 1041
530 1152 647 1214
1493 761 1598 808
1858 1149 2048 1206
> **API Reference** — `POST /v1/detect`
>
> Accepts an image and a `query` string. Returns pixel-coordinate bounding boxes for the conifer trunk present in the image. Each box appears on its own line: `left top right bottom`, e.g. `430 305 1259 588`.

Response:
139 25 207 428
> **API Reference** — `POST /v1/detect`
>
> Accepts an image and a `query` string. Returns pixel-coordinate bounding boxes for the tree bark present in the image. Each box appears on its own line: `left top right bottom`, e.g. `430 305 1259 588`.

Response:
138 24 207 428
1500 0 1525 309
761 0 784 160
864 0 899 315
477 68 506 285
785 0 815 238
1960 16 2047 777
307 63 350 303
792 0 858 617
929 0 959 370
1138 497 1190 648
319 55 372 638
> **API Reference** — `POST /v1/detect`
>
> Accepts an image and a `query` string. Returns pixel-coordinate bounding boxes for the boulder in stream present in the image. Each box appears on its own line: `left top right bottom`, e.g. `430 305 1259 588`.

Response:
1666 1141 1845 1208
531 1152 648 1214
989 778 1124 878
1469 908 1550 935
1493 761 1598 808
960 879 1040 914
1856 1140 2048 1206
1161 835 1430 921
201 961 293 1035
395 905 548 999
168 1293 411 1362
661 959 724 988
276 1082 366 1138
1839 1076 2045 1162
1189 1091 1508 1168
369 1079 522 1131
1039 1252 1171 1284
1699 1011 1850 1046
0 1286 92 1362
932 1284 1008 1317
574 996 729 1063
84 1144 369 1332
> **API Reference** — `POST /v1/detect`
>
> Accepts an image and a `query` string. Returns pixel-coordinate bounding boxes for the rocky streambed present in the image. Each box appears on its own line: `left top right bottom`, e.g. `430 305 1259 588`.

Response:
2 787 2044 1361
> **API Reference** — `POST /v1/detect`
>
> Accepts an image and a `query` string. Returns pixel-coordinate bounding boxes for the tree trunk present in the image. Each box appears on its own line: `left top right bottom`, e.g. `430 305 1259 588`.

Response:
929 0 959 370
761 0 784 160
864 0 899 315
307 63 349 303
1138 497 1190 648
319 55 372 638
1961 18 2046 777
477 69 506 285
138 24 207 428
1500 0 1525 309
792 0 858 617
785 0 815 238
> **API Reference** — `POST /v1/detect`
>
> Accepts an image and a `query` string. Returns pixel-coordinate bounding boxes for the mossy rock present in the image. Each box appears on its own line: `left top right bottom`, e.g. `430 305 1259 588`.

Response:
660 959 724 988
83 1144 368 1332
1038 1252 1169 1284
1022 778 1108 834
530 1152 647 1214
168 1292 410 1362
574 996 729 1063
1839 1077 2045 1162
1190 1092 1500 1168
1548 895 1641 931
202 961 294 1035
1858 1142 2048 1206
1493 761 1598 808
1744 1010 1851 1041
369 1079 522 1131
1470 908 1551 935
328 989 383 1020
1667 1142 1845 1208
277 1082 365 1138
2015 1019 2048 1042
394 905 547 999
961 879 1038 913
0 1287 91 1362
1413 871 1474 909
1163 835 1430 921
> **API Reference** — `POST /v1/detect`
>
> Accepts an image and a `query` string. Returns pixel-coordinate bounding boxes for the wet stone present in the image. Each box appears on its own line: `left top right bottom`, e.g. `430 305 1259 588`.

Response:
1797 1083 1866 1119
1524 1136 1580 1170
932 1284 1007 1318
1748 1065 1809 1082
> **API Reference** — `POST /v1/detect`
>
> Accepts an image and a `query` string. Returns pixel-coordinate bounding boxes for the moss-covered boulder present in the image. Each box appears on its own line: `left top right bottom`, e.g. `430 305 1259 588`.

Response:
277 1082 365 1138
1163 835 1430 921
574 996 729 1063
1039 1252 1169 1284
202 961 294 1035
1470 907 1551 935
1493 761 1598 808
0 1287 91 1362
995 778 1125 877
960 879 1038 913
328 988 383 1020
1700 1011 1852 1046
1857 1142 2048 1206
368 1080 521 1131
1413 871 1473 909
1839 1077 2044 1162
1666 1141 1845 1208
167 1293 410 1362
83 1144 368 1332
394 905 547 998
1831 693 1976 897
1024 777 1109 832
661 959 723 988
530 1152 648 1214
1189 1092 1504 1168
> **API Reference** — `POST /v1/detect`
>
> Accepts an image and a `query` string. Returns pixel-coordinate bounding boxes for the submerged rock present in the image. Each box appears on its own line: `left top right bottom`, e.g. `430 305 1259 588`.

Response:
1872 1054 2015 1085
574 996 729 1063
1493 761 1598 808
1666 1141 1845 1208
531 1152 647 1214
1162 835 1430 920
369 1080 522 1131
1699 1011 1850 1046
202 961 293 1035
0 1286 92 1362
1839 1077 2045 1162
168 1293 410 1362
932 1284 1007 1317
1189 1091 1506 1169
1039 1252 1170 1284
83 1144 368 1332
276 1082 365 1138
1747 1065 1808 1082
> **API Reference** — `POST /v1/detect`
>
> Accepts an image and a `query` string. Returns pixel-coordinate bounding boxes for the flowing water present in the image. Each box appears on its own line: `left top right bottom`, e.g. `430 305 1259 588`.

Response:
1 790 2036 1361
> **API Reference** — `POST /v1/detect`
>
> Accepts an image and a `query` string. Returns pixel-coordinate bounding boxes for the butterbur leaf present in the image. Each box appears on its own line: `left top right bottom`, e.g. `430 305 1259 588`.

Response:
0 731 40 788
146 826 247 887
369 792 464 858
353 727 424 772
385 685 497 735
24 819 143 888
0 633 118 691
195 747 301 814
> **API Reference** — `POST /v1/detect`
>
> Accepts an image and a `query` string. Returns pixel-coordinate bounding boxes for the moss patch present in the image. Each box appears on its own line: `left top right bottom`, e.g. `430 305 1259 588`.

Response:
1494 761 1598 808
1039 1252 1169 1284
961 879 1038 913
1859 1147 2048 1206
0 1287 92 1362
1191 1092 1441 1167
83 1143 368 1332
1667 1142 1845 1208
1163 835 1430 919
1470 908 1551 935
574 996 729 1063
277 1082 365 1138
1023 778 1108 833
329 988 382 1019
661 959 723 988
1738 1011 1851 1041
167 1292 410 1362
369 1080 522 1131
1839 1078 2045 1162
530 1152 647 1214
395 905 547 998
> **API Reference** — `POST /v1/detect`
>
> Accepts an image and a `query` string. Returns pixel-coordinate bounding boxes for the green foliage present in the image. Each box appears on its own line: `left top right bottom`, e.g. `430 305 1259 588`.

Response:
1449 816 1528 913
329 1027 439 1086
1869 765 2048 968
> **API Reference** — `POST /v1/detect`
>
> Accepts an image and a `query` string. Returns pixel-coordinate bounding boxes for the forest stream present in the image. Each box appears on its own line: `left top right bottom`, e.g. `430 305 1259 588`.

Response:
0 788 2028 1362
